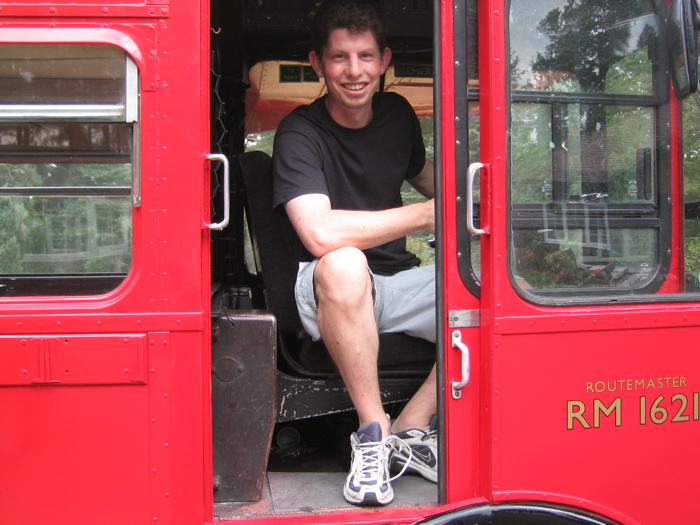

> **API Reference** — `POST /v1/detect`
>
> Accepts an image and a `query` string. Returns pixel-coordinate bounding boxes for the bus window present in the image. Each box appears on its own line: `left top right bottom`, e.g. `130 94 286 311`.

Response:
684 93 700 287
0 44 136 297
507 0 670 299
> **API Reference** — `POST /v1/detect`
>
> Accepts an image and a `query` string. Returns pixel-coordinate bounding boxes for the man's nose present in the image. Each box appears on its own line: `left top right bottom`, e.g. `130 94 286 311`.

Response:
347 55 362 78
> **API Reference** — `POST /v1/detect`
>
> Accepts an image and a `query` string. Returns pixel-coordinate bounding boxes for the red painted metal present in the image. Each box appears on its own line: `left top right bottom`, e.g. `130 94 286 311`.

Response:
474 1 700 524
0 0 211 523
1 0 698 523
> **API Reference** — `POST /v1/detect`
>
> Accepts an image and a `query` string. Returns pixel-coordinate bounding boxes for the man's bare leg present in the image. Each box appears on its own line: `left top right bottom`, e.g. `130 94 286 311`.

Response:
314 247 391 437
392 365 436 433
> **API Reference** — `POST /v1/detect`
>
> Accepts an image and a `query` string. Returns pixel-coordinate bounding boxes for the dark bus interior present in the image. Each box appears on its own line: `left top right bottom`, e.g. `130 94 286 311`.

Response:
207 0 440 516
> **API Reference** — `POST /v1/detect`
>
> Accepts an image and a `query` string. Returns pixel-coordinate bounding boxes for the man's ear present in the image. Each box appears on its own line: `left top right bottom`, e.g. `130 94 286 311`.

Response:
380 47 392 75
309 51 324 78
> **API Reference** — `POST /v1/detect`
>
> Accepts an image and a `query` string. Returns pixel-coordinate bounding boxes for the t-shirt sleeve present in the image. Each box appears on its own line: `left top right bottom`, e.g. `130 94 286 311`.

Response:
272 129 329 209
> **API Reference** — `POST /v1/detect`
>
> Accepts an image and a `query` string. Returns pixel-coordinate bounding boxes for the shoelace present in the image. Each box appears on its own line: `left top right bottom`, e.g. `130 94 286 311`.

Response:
354 436 413 484
421 428 437 442
385 435 413 482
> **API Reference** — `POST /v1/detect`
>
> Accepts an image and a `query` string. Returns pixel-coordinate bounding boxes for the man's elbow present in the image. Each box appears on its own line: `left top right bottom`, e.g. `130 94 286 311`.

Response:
298 229 337 258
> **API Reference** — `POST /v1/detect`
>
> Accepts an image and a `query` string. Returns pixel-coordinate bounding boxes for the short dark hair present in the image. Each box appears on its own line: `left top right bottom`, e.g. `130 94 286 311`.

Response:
311 0 387 58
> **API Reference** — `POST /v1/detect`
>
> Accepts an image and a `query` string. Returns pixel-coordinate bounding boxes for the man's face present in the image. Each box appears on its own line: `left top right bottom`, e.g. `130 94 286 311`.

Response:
310 28 391 128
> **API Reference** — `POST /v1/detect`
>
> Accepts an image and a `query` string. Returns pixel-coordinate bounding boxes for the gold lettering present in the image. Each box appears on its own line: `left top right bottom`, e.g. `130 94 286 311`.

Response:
635 379 645 389
567 400 591 430
640 396 646 425
593 398 622 428
671 394 690 422
681 377 687 388
695 393 699 421
650 395 668 424
586 382 593 393
647 379 656 389
595 381 605 393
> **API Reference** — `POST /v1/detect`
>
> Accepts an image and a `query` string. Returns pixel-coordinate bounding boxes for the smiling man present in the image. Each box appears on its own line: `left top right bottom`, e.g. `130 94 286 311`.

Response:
272 0 438 506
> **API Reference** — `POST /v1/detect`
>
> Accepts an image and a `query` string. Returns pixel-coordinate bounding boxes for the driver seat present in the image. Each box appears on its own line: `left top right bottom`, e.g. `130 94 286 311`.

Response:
239 150 435 421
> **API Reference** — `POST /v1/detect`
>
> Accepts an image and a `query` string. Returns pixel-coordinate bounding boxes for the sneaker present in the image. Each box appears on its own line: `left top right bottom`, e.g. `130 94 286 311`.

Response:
391 414 438 483
343 421 412 506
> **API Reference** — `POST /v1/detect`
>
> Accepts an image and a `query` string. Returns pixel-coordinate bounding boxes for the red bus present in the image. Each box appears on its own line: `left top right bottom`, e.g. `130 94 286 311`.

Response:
1 0 699 523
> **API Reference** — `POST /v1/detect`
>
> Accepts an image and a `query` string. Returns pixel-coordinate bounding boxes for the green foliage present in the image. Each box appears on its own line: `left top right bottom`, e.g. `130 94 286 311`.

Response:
0 163 132 276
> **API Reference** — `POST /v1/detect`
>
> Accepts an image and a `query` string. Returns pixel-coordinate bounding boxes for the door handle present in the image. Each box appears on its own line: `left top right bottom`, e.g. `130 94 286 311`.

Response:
451 330 471 399
467 162 487 236
205 153 230 230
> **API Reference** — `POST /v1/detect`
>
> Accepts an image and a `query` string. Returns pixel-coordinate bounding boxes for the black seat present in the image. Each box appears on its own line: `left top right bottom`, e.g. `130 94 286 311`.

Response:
239 150 434 421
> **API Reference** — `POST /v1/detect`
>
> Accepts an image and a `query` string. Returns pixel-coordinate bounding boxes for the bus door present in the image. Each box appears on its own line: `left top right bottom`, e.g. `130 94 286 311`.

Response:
0 7 212 524
445 0 700 522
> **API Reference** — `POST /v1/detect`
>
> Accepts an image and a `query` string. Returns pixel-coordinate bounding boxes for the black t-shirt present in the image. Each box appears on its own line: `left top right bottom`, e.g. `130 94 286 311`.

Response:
272 92 426 275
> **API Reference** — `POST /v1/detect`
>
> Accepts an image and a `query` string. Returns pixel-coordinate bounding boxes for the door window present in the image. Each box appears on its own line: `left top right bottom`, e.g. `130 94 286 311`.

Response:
0 44 137 296
508 0 670 299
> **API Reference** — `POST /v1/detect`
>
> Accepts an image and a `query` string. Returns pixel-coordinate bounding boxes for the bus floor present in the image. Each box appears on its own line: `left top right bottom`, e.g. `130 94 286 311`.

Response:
214 413 437 518
214 471 437 518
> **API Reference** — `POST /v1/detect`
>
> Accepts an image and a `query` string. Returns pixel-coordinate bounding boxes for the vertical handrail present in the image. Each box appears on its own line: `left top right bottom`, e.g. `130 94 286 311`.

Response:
205 153 230 230
467 162 486 236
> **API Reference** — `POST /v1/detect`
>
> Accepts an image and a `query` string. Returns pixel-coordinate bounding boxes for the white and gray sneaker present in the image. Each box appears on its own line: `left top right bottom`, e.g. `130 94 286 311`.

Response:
391 414 438 483
344 421 412 506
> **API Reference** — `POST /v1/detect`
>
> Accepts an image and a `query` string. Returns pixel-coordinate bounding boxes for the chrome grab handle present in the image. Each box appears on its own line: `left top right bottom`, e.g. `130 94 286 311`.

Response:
205 153 230 230
467 162 486 236
451 330 471 399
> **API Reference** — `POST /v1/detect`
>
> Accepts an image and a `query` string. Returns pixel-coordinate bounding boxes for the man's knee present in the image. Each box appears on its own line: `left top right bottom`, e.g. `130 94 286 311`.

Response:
314 247 372 304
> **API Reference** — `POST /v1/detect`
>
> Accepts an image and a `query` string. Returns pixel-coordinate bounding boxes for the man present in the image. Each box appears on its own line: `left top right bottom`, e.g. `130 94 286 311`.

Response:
272 0 437 506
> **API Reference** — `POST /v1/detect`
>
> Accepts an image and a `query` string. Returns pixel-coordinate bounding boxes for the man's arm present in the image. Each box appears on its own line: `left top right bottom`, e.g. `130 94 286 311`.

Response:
284 193 434 258
407 159 435 199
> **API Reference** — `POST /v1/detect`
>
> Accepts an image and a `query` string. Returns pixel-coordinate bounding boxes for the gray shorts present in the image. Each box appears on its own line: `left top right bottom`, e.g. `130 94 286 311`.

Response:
295 260 436 343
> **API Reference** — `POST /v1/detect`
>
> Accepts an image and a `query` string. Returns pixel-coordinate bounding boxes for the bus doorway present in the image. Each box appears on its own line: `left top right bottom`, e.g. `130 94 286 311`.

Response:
206 0 457 518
